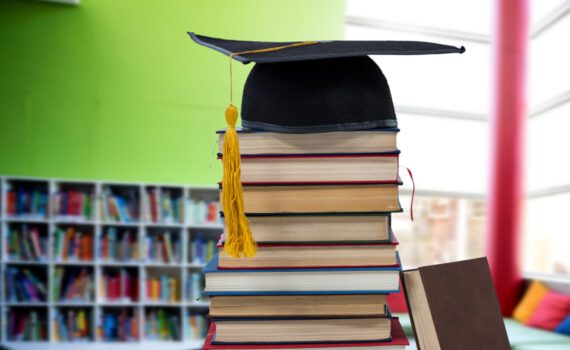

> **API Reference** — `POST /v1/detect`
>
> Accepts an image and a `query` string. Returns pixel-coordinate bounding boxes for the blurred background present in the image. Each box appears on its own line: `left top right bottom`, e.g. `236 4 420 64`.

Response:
0 0 569 348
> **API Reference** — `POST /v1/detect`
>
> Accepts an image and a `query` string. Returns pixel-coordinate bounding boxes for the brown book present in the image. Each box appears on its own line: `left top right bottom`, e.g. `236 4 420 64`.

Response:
222 184 402 214
401 257 510 350
213 317 391 343
241 215 391 243
218 129 398 155
238 154 399 184
210 294 388 318
218 240 398 269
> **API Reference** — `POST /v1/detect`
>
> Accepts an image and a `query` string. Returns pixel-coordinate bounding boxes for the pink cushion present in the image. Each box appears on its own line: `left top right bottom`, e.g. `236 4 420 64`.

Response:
526 290 570 330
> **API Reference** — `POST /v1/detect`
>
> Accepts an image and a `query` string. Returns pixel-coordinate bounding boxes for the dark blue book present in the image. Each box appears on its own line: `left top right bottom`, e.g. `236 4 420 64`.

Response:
203 254 401 296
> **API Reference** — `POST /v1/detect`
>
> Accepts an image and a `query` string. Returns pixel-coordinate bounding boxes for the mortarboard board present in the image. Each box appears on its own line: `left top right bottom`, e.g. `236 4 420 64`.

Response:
188 32 464 257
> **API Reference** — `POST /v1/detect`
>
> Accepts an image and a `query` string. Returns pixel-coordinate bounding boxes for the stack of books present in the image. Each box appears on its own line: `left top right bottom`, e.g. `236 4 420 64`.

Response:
53 308 91 341
5 267 47 302
99 309 139 342
144 309 181 340
99 268 139 302
6 187 48 218
7 309 47 341
203 129 408 349
53 227 94 261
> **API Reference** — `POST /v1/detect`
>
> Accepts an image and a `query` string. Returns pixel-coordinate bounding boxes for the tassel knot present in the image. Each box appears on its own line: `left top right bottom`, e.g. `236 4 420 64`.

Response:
225 105 238 126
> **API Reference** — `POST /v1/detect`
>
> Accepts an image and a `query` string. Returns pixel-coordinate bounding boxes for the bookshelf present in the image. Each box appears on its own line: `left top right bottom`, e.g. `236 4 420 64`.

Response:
0 176 221 350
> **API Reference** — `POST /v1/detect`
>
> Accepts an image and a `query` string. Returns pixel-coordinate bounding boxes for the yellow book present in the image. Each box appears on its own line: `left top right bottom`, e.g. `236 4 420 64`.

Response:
53 319 60 341
170 278 177 302
151 278 159 300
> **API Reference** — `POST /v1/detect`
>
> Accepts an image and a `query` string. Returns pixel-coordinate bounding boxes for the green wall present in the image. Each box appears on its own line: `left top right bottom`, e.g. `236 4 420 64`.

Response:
0 0 345 185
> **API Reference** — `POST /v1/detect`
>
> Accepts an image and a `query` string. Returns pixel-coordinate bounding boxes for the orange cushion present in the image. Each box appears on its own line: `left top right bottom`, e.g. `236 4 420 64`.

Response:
513 281 549 323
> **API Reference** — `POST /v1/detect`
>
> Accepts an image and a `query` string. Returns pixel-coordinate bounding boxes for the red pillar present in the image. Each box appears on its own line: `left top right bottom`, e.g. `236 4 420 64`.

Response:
487 0 528 316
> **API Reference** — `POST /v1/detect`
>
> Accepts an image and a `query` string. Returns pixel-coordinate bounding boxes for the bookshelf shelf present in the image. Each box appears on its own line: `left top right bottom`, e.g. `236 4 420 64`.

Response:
0 176 221 349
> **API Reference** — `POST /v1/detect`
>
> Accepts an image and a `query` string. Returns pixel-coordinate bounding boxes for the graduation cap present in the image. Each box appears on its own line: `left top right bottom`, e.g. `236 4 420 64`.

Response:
188 32 464 257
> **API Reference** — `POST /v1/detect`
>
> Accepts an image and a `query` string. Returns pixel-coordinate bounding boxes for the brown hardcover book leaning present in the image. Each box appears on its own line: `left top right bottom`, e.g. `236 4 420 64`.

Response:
401 257 510 350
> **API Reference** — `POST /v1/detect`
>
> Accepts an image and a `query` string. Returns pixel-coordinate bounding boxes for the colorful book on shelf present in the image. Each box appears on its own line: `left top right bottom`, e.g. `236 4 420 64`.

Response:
5 267 47 302
53 227 93 261
203 254 401 296
230 153 399 185
101 189 139 223
186 198 221 225
211 317 393 344
145 309 180 340
146 275 179 302
7 310 47 341
190 235 217 264
7 187 48 218
53 267 93 302
218 233 398 269
53 190 93 219
100 268 139 302
216 128 399 156
100 309 139 342
225 214 391 244
204 318 408 349
7 224 47 261
185 311 208 340
144 232 181 263
209 294 389 318
53 309 90 342
221 183 402 215
100 227 138 261
185 272 204 301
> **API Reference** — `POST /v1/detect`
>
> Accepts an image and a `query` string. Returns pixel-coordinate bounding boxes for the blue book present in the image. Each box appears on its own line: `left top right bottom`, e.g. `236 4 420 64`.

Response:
203 253 401 296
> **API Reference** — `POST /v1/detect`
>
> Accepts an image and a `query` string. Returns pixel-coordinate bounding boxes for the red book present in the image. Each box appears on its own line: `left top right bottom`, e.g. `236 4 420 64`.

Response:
7 191 16 215
204 318 408 349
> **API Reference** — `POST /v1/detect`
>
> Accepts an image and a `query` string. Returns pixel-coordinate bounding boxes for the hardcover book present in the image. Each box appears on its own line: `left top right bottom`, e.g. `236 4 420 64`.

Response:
227 214 392 244
401 257 510 350
204 254 401 295
236 153 399 184
203 318 409 349
218 233 398 269
217 129 399 156
221 183 402 215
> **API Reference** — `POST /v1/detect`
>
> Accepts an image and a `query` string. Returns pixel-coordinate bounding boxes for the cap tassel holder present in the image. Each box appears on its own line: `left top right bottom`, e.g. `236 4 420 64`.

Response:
222 42 318 258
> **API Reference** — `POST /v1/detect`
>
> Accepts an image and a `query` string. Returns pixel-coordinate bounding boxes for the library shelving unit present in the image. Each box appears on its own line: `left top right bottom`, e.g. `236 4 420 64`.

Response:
0 176 222 350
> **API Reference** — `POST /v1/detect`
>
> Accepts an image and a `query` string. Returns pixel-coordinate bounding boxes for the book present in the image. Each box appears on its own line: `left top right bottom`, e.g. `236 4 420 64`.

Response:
100 309 139 341
5 267 47 302
203 318 408 349
53 190 93 220
218 236 398 269
185 198 221 225
145 309 180 340
53 227 93 261
185 311 208 340
7 310 47 341
101 188 139 223
217 129 398 156
54 308 91 341
145 274 179 302
204 254 401 295
228 214 391 243
237 154 399 184
190 234 217 264
144 231 181 263
212 317 392 344
6 187 48 218
7 224 47 261
401 257 510 350
209 294 388 318
100 268 138 302
99 227 138 261
223 184 402 215
53 267 93 302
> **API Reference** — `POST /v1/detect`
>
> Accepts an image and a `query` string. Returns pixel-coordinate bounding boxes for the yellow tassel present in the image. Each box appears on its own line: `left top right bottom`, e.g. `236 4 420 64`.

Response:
222 104 256 258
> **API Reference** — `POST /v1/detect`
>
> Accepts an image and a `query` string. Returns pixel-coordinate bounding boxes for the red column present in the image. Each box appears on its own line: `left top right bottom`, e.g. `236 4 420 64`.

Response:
487 0 528 315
